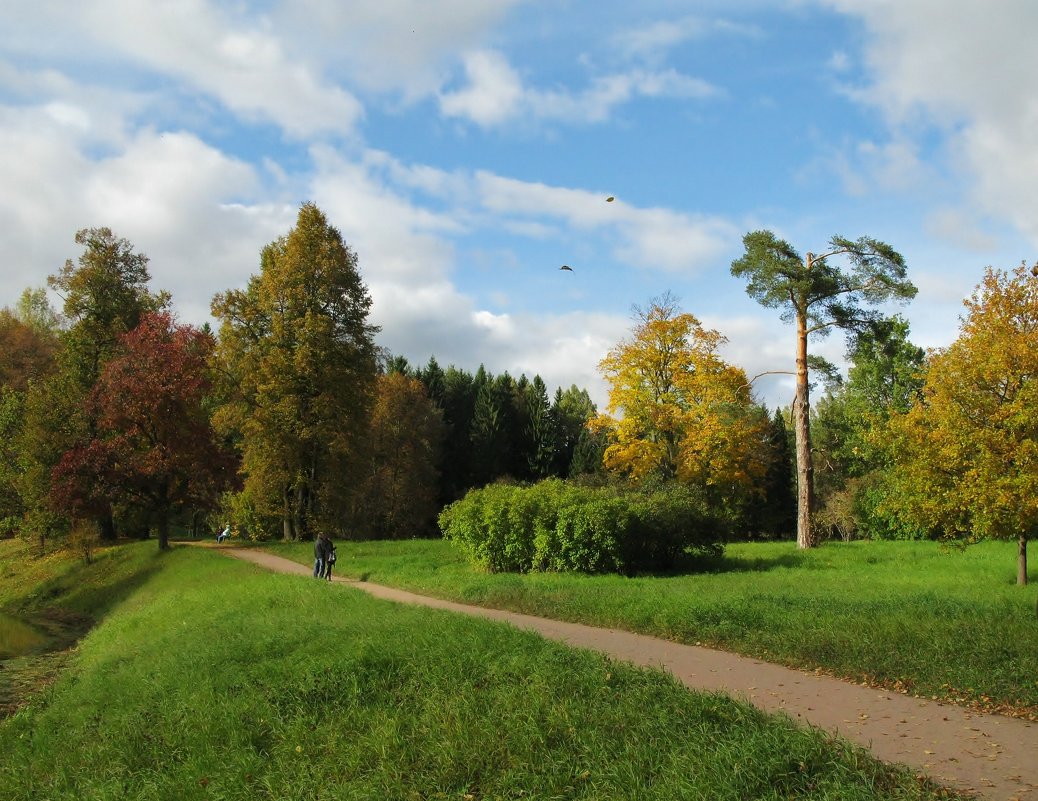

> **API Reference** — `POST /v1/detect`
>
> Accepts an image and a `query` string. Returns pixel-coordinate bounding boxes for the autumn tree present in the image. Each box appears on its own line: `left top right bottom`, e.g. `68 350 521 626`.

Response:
50 312 231 550
14 230 168 545
595 294 770 509
731 231 915 547
211 203 379 541
887 264 1038 584
355 372 445 538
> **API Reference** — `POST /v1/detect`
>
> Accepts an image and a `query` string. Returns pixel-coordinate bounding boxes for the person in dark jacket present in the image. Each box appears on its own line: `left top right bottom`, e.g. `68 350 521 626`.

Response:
322 540 336 581
313 533 331 578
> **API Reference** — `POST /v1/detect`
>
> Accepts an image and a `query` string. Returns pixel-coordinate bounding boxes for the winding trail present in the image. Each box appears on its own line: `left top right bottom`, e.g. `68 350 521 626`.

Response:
218 545 1036 801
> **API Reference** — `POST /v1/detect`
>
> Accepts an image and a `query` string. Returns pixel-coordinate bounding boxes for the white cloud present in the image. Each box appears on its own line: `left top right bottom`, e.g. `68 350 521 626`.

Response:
270 0 525 98
614 15 762 62
439 50 525 126
439 49 718 128
824 0 1038 246
1 0 363 138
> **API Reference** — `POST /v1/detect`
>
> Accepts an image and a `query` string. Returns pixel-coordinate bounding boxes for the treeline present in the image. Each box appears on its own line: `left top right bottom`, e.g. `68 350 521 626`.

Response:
0 206 619 552
5 202 1031 580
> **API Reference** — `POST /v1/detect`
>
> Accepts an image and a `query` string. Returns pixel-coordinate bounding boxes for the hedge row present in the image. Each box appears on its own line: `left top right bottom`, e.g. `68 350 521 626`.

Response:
438 479 724 574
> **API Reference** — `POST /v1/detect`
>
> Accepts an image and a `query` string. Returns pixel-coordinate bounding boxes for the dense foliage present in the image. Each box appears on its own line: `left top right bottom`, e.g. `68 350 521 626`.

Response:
439 478 724 575
885 265 1038 583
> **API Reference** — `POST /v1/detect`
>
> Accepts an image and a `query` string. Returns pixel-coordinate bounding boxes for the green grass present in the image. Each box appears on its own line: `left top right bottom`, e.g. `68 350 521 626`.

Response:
0 541 967 800
264 537 1038 718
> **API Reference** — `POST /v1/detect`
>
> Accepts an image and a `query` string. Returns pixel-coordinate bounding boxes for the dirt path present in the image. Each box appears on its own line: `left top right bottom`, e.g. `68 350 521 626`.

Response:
219 546 1036 801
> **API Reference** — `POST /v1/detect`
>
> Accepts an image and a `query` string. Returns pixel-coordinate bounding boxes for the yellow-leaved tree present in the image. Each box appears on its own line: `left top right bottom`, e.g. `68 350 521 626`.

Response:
886 264 1038 585
593 294 770 508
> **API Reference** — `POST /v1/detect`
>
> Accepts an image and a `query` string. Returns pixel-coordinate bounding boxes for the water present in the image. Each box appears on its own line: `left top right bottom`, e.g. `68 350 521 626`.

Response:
0 612 48 659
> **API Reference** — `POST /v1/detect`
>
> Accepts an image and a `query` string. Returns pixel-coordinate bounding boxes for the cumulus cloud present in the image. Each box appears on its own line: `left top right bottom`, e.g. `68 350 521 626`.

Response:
270 0 524 98
439 48 718 128
824 0 1038 246
1 0 363 138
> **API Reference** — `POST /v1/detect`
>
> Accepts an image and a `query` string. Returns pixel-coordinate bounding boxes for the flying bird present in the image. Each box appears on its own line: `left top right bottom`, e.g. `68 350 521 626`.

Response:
605 196 615 202
559 265 573 271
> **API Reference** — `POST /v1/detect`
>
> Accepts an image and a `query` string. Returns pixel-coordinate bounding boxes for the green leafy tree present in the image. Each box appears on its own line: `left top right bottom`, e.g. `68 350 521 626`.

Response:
746 408 796 539
813 317 926 539
731 231 916 547
49 228 168 391
524 375 557 479
887 264 1038 584
551 385 598 477
212 203 379 541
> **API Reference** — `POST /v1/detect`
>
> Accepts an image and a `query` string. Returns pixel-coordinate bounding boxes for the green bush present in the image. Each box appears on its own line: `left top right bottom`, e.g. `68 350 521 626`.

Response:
440 479 724 575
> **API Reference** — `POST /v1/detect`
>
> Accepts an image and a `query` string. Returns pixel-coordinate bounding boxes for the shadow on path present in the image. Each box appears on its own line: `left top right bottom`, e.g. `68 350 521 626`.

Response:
218 545 1036 801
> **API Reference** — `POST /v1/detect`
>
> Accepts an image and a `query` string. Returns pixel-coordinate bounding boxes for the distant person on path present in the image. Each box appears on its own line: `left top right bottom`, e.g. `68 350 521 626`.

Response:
323 541 336 581
313 533 332 579
216 523 230 543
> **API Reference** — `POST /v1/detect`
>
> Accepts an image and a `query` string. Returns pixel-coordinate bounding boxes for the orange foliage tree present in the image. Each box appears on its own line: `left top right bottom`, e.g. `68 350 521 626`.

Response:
593 294 770 511
886 264 1038 584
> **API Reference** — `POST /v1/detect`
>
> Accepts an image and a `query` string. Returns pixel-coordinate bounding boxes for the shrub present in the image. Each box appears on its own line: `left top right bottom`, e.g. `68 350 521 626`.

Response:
440 479 724 575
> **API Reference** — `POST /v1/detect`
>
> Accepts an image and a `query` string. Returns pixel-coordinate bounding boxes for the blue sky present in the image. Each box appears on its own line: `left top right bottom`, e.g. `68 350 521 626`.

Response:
2 1 1035 410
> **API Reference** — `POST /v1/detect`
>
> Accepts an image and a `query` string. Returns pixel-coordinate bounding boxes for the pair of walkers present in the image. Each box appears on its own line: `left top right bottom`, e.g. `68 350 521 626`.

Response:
313 533 336 580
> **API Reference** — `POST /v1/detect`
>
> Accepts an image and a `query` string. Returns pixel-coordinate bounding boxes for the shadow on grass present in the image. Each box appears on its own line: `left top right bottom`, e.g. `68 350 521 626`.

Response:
639 549 807 578
19 548 164 626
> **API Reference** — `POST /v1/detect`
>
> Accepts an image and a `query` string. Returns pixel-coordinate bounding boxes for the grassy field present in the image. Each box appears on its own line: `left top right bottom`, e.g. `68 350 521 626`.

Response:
264 537 1038 719
0 539 970 800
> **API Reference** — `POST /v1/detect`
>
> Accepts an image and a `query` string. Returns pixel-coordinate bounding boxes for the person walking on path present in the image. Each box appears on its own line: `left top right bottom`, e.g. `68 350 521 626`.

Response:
312 533 331 579
322 541 336 581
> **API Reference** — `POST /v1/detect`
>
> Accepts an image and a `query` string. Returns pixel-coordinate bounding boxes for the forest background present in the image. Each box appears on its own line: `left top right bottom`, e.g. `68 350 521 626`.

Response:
1 202 1036 587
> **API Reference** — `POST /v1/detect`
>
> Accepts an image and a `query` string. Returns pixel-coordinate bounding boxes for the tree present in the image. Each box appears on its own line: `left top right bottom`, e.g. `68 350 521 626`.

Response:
731 231 916 547
0 310 59 393
211 203 379 541
524 376 557 479
551 385 598 477
44 229 169 542
887 264 1038 584
594 294 770 505
812 317 926 540
50 312 231 550
749 408 796 539
49 228 168 391
355 373 445 538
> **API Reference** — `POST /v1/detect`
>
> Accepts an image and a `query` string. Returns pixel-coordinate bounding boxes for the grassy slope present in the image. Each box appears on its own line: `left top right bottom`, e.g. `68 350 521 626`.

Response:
0 541 966 800
264 537 1038 718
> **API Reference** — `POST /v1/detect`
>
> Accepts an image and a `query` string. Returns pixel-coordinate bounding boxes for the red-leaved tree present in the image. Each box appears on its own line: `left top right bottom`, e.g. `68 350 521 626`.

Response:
52 312 233 549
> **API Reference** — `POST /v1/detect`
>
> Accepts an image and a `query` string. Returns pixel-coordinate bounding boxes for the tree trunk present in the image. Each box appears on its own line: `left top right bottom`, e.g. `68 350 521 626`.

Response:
1018 535 1028 586
99 509 117 542
282 483 294 541
157 515 170 551
794 308 814 548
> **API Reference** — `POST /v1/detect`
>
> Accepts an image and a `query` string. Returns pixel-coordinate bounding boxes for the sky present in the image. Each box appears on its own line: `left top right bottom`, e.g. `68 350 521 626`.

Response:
2 0 1036 411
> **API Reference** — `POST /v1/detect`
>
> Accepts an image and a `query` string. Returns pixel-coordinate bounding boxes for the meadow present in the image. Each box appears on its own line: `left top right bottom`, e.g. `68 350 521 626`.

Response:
0 538 970 800
265 537 1038 719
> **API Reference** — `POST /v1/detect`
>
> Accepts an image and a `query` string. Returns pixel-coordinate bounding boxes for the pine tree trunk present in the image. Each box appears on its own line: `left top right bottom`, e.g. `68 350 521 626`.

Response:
794 309 814 549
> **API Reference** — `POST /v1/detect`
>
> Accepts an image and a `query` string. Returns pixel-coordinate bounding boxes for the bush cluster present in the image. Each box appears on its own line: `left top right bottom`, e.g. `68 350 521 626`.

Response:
438 479 724 574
